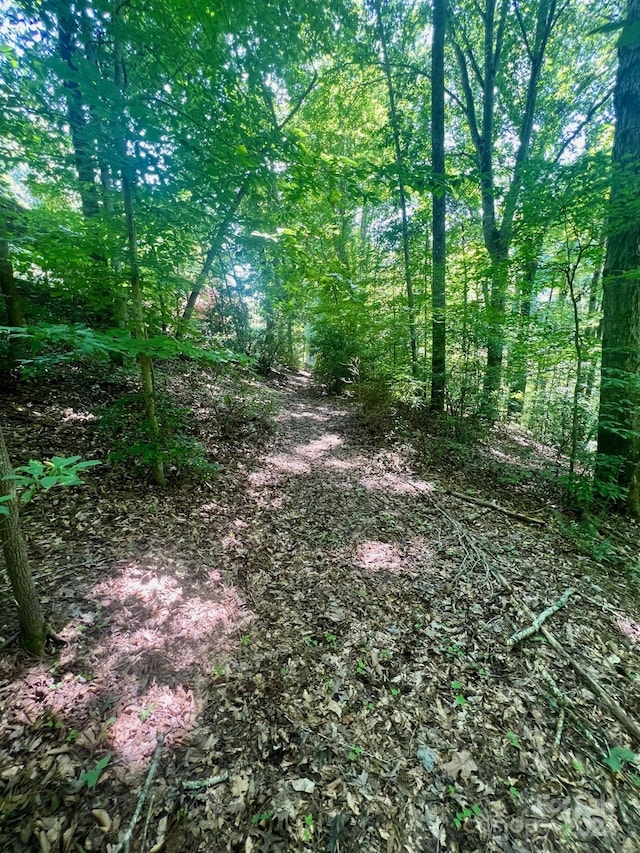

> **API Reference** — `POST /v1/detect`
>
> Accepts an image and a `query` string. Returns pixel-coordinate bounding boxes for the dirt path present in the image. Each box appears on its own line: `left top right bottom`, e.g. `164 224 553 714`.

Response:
1 372 639 853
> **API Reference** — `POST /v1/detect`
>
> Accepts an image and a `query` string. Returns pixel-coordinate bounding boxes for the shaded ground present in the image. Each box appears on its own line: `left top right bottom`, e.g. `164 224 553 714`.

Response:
1 367 639 852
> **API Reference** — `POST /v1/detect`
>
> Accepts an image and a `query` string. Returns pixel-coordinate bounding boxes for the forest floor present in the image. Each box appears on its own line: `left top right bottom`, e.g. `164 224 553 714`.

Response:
1 364 640 853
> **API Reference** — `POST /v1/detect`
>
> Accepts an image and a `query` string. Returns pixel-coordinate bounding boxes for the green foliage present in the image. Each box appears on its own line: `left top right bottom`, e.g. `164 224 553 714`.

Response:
78 753 111 790
0 455 101 513
604 746 638 773
453 803 482 830
100 393 218 479
210 386 277 442
1 325 246 372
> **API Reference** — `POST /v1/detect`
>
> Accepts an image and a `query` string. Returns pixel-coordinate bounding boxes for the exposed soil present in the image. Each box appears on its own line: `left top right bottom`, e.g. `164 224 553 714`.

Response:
1 366 639 852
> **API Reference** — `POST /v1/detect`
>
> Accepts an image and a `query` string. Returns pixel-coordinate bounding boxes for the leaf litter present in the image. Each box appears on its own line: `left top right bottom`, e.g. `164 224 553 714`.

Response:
0 364 639 852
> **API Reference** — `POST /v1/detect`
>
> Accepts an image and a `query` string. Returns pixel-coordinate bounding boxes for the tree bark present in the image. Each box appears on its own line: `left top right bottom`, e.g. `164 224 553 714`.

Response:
451 0 557 419
596 0 640 517
372 0 418 376
0 423 47 656
56 1 101 221
113 25 166 487
430 0 447 412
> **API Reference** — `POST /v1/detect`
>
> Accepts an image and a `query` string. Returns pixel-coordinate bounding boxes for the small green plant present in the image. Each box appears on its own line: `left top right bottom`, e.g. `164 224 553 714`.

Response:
304 636 319 647
604 746 637 773
241 634 251 646
453 803 482 830
356 659 366 675
324 632 337 646
66 729 79 743
364 700 375 711
451 681 467 707
251 811 273 826
302 813 314 842
100 393 218 479
79 753 111 790
348 745 362 761
505 732 523 749
390 687 400 698
139 702 155 723
379 648 392 661
212 664 226 677
0 455 101 514
446 643 464 659
508 785 520 799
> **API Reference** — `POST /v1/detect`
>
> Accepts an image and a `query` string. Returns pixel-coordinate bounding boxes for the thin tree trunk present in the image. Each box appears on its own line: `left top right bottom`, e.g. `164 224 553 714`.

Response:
596 0 640 516
430 0 446 412
0 423 47 656
113 26 166 487
372 0 418 376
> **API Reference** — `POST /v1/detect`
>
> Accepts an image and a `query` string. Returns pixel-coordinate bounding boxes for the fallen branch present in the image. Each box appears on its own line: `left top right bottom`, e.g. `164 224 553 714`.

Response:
539 665 607 758
507 588 575 647
113 733 164 853
445 490 545 526
494 567 640 744
183 772 229 791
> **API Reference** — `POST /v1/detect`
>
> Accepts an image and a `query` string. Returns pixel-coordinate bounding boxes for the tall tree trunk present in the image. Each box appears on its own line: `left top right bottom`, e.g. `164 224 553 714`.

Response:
56 1 101 221
430 0 446 412
595 0 640 517
372 0 418 376
0 423 47 656
451 0 557 418
113 26 166 487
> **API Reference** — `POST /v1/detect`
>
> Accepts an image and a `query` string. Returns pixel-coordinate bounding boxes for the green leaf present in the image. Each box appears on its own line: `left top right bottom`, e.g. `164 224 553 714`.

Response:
50 456 82 467
79 753 112 789
0 506 9 516
39 476 59 489
604 747 637 773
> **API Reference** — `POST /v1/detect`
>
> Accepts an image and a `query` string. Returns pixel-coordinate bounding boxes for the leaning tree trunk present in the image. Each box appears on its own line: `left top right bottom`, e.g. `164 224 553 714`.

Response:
595 0 640 517
0 423 47 656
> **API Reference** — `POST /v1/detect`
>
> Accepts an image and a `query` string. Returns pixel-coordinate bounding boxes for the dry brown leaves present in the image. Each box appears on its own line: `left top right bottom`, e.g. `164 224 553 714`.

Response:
0 365 639 852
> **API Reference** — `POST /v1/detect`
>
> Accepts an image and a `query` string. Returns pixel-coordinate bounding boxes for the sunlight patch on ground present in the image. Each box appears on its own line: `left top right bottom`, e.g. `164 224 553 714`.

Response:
107 684 197 764
293 433 343 457
61 407 96 423
615 616 640 644
2 553 251 771
354 541 405 573
359 473 435 495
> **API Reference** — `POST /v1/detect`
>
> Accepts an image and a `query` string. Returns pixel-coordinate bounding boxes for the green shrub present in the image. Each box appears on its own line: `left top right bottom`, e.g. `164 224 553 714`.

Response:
100 393 218 478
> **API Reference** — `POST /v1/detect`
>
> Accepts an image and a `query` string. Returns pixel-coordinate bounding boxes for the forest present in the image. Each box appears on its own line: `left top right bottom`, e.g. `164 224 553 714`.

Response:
1 0 640 850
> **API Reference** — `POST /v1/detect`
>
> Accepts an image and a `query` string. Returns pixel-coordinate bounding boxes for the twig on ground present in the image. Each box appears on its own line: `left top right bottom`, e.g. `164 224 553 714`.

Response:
0 631 19 651
507 588 576 647
553 707 566 758
444 489 545 526
539 665 607 758
494 566 640 744
183 772 229 791
113 733 164 853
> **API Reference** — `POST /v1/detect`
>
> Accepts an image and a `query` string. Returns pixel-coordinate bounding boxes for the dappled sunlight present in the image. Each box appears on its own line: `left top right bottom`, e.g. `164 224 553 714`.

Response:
293 433 343 457
1 551 252 771
355 541 405 573
61 407 96 423
360 472 435 495
615 615 640 644
108 684 197 764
